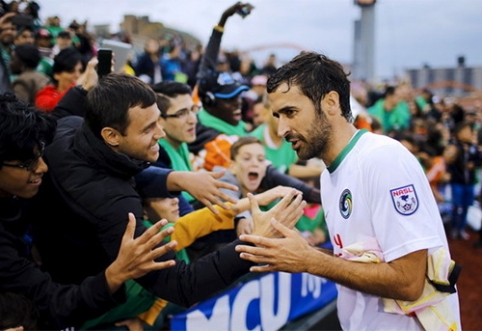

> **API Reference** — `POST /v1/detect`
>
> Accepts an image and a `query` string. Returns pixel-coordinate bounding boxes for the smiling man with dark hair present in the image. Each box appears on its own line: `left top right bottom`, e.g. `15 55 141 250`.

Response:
0 92 176 329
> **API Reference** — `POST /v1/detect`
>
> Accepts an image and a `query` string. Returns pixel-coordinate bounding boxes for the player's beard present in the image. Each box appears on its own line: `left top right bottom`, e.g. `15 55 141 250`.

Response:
295 111 332 161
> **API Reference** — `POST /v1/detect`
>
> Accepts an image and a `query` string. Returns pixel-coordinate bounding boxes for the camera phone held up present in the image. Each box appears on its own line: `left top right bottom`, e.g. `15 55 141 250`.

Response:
96 48 112 78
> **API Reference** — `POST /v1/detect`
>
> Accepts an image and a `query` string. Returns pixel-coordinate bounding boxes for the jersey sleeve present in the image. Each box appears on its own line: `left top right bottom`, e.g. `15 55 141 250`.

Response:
363 143 444 262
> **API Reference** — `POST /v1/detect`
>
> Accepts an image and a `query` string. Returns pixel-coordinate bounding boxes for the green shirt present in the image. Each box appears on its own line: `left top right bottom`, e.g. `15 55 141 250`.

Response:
368 99 411 133
36 57 53 77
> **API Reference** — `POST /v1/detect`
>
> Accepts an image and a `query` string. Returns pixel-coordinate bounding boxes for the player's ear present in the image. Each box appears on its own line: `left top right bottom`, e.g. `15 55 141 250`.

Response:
323 91 340 115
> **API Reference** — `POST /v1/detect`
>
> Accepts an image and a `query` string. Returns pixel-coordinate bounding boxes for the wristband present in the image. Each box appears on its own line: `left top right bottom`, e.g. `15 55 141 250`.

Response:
213 25 224 33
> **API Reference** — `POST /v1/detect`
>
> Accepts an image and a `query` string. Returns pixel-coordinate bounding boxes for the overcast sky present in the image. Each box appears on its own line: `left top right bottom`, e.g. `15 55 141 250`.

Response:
37 0 482 81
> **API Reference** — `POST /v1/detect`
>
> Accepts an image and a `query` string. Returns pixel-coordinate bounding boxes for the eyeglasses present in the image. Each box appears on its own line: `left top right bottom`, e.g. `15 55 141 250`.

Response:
161 105 200 119
1 142 45 172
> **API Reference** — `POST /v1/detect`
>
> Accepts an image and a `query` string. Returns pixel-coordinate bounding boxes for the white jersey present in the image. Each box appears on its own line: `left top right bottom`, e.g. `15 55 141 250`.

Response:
320 130 460 331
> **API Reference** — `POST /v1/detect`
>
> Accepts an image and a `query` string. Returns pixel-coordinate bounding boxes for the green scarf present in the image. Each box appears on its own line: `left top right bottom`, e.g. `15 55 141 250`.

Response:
159 139 195 203
197 108 247 136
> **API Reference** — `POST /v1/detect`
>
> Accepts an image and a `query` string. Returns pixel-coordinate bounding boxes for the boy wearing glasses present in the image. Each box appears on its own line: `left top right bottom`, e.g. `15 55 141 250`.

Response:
148 81 199 211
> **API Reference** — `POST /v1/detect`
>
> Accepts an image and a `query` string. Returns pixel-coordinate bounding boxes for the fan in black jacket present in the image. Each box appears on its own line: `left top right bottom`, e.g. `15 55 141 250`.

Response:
30 70 306 315
0 93 177 329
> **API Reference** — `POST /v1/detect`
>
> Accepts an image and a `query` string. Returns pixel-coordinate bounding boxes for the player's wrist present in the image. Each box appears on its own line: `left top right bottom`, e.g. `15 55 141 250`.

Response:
213 24 225 33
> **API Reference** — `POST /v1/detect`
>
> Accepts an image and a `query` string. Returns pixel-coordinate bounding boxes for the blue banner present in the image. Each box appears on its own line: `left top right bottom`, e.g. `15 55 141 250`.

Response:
170 272 337 331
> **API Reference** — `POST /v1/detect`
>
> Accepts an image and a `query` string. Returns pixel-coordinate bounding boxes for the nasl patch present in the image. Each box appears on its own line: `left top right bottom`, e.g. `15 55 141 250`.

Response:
390 184 418 215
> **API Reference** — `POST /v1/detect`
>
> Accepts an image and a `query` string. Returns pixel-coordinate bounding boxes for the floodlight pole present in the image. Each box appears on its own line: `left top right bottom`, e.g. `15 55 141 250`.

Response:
352 0 376 83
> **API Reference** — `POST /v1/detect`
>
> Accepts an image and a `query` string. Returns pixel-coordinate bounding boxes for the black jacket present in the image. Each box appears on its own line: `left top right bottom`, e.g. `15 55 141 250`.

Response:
447 140 482 185
31 87 254 307
0 197 125 329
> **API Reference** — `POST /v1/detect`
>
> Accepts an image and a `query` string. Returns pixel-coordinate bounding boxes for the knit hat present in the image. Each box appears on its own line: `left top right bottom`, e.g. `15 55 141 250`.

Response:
14 44 41 69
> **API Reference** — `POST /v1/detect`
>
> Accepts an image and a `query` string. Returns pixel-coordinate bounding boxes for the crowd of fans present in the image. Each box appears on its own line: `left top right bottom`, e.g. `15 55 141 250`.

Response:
0 0 481 330
0 0 284 120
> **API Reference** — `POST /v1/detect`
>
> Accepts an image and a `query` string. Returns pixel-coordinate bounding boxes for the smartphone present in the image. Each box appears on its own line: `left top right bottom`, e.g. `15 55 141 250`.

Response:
236 4 253 18
100 39 132 72
12 14 34 28
97 48 112 78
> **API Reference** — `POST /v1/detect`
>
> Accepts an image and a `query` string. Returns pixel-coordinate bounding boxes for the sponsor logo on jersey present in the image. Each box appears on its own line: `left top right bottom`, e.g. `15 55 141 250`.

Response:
339 188 352 219
390 184 418 215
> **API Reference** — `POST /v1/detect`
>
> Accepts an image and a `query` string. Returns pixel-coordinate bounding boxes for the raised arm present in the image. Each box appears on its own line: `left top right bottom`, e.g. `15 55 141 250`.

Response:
197 2 253 76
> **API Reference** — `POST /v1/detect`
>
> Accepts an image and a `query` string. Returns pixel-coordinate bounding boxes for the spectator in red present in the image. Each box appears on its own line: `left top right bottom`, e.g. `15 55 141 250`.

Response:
35 47 82 113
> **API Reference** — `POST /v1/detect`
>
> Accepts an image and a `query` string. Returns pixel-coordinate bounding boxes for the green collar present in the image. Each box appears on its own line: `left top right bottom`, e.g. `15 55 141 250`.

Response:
327 129 368 173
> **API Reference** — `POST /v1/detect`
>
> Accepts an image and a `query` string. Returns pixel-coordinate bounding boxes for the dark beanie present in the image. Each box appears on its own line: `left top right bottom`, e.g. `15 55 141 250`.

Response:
14 44 41 69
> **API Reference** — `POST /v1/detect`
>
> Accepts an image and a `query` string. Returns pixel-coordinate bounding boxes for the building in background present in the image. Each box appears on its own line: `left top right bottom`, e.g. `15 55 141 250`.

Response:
93 14 201 55
406 56 482 98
